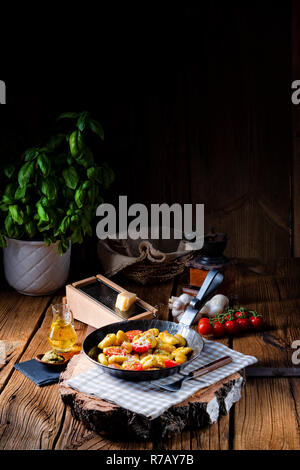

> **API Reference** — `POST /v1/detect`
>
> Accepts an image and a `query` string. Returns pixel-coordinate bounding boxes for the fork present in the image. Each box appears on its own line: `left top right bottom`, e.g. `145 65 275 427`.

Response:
153 355 233 392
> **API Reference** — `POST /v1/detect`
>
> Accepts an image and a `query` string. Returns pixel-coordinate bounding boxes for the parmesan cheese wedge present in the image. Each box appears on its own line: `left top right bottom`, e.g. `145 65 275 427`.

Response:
115 291 137 312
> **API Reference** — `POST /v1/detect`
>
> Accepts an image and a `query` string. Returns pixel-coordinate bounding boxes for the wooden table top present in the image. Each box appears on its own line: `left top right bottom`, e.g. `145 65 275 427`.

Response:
0 258 299 450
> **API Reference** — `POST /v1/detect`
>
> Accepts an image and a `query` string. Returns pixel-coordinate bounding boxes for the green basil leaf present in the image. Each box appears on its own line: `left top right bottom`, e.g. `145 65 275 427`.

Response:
37 154 51 177
77 129 85 151
87 166 102 183
13 225 23 239
59 215 70 234
4 183 16 198
14 185 27 200
9 205 24 225
0 233 6 248
57 112 79 120
74 151 94 168
77 111 90 132
0 203 9 211
69 130 79 157
21 194 30 205
25 221 36 238
18 161 35 187
75 186 86 208
44 236 52 246
82 180 91 191
40 196 50 207
62 166 79 190
23 148 39 162
41 178 57 200
70 214 80 224
2 195 14 205
4 164 15 179
71 227 83 244
89 119 104 141
36 202 49 222
58 237 70 254
37 220 51 232
4 214 15 237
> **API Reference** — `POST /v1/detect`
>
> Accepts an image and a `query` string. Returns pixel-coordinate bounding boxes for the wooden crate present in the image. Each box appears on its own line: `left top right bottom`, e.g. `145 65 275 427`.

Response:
66 274 157 329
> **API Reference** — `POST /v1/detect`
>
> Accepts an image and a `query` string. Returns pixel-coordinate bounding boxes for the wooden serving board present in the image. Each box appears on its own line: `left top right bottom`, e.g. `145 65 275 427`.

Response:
59 353 244 440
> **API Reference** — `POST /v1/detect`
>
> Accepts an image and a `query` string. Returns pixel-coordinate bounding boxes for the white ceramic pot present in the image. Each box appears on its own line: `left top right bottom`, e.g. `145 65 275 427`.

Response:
3 238 71 296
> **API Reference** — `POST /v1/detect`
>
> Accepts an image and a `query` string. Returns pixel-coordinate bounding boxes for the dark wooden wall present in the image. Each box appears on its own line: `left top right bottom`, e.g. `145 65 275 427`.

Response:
107 4 293 260
292 0 300 256
1 2 298 267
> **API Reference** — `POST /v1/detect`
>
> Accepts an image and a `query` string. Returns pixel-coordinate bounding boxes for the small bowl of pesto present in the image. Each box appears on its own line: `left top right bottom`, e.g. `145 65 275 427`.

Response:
35 350 69 367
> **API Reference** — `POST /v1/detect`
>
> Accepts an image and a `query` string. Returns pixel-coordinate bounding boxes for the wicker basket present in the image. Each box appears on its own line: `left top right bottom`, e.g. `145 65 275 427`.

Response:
97 237 198 285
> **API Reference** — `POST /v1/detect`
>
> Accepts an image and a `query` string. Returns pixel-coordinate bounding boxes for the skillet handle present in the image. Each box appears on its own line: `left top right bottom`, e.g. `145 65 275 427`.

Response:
179 269 223 327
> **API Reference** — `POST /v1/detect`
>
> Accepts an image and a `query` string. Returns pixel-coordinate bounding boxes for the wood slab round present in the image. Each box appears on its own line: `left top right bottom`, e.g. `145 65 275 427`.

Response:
59 354 244 440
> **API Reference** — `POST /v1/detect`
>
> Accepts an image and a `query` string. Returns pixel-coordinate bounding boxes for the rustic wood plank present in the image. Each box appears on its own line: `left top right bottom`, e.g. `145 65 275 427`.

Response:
0 294 86 450
231 260 300 367
55 412 153 450
0 288 52 393
234 378 300 450
231 259 300 449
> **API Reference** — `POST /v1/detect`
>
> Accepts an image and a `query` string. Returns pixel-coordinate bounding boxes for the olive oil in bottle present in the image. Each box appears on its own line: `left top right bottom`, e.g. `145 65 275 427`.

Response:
48 304 77 352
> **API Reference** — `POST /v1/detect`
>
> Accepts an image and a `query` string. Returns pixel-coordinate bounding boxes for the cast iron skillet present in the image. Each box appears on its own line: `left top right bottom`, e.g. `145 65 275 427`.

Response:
83 269 223 381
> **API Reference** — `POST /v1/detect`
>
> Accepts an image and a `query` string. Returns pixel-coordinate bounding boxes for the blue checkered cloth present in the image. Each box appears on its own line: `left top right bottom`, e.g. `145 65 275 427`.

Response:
66 339 257 419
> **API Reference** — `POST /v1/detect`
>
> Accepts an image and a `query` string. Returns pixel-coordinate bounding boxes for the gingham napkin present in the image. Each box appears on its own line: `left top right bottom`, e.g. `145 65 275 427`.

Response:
66 339 257 419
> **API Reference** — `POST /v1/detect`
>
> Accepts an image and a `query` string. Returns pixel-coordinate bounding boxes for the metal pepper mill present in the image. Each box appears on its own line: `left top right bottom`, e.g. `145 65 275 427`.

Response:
187 228 230 289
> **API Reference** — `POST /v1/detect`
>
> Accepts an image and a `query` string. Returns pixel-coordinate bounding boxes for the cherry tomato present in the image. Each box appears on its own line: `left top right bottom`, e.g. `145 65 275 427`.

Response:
249 316 264 330
224 320 239 335
125 330 143 342
199 317 210 324
131 339 152 354
212 322 226 337
123 362 143 371
164 359 179 368
104 347 126 357
236 318 250 331
234 311 245 319
223 313 233 321
198 321 213 336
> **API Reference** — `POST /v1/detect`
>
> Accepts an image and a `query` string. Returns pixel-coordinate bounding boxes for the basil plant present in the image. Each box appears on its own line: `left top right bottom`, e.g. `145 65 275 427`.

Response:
0 111 114 253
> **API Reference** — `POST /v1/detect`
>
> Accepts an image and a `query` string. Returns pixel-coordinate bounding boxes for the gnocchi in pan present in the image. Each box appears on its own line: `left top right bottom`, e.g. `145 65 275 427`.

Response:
88 328 193 371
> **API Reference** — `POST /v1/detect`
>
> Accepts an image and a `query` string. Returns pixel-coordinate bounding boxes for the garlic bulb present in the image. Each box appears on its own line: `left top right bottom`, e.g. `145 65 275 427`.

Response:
171 294 193 318
199 294 229 317
171 293 229 324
